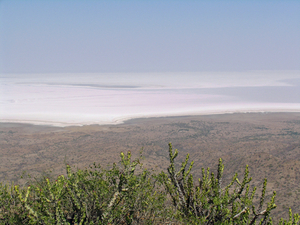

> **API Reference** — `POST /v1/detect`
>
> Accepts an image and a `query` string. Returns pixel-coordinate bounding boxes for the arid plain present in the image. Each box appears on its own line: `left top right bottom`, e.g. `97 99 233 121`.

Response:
1 112 300 220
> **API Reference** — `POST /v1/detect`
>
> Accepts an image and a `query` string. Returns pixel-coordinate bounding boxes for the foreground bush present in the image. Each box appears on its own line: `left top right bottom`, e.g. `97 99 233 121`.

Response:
0 143 299 224
0 151 167 224
160 144 282 224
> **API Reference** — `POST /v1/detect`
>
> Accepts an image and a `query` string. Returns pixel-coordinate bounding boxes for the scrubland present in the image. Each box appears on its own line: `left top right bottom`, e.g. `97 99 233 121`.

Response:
1 112 300 223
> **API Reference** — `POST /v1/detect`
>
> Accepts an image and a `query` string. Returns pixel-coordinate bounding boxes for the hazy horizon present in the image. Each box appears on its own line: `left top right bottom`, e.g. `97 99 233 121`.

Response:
1 1 299 74
1 1 300 126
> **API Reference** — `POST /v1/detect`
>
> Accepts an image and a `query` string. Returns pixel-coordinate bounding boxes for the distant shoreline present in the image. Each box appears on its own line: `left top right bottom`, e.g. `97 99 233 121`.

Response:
2 71 300 128
1 110 300 128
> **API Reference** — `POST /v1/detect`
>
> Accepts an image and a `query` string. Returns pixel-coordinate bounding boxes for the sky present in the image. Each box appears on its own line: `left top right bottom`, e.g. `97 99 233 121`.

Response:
1 0 300 74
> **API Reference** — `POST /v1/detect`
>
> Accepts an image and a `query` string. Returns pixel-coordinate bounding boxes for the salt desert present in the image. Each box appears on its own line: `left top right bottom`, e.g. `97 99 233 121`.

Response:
1 71 300 126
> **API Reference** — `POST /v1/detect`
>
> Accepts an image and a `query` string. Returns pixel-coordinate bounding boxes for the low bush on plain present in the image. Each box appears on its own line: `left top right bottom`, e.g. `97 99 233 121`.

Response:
0 144 298 224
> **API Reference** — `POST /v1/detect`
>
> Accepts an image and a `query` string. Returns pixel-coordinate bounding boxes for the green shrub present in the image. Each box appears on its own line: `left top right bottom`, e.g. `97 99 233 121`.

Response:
0 151 167 224
0 143 299 224
160 143 277 224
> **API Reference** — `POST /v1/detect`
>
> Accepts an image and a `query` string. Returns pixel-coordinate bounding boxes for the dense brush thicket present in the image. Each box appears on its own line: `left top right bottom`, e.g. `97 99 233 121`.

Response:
0 143 299 224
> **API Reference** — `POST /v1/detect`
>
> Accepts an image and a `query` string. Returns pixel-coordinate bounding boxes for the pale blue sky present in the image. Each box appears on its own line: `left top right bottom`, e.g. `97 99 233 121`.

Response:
1 0 299 73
